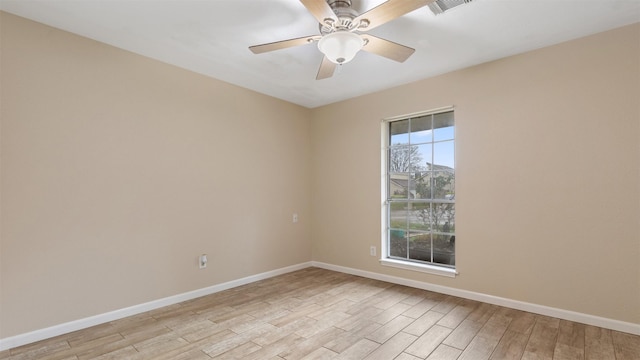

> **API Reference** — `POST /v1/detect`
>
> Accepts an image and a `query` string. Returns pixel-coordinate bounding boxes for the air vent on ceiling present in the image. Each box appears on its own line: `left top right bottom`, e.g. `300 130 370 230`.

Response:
428 0 473 15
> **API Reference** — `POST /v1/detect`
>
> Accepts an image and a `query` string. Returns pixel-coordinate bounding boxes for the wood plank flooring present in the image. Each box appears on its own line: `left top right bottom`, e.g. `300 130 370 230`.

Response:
1 267 638 359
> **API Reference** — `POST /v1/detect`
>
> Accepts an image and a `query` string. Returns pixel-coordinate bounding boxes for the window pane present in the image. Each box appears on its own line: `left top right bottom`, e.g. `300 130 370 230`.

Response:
434 111 454 141
433 141 454 169
389 202 408 230
433 234 455 265
410 144 431 172
432 203 455 233
409 202 430 232
389 228 407 258
410 115 432 144
409 233 431 262
389 173 409 199
444 204 455 233
390 120 409 145
412 172 431 199
389 146 412 173
432 171 455 200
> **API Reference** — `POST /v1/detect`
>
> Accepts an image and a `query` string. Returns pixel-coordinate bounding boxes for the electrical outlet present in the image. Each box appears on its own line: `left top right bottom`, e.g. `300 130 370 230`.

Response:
293 213 298 223
370 246 376 257
199 254 207 269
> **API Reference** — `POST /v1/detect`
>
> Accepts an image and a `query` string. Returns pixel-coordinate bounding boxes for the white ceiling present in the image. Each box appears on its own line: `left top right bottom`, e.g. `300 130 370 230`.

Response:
1 0 639 108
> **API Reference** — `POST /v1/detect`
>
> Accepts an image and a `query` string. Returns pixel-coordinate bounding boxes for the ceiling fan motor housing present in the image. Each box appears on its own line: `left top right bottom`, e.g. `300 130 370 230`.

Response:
320 0 359 34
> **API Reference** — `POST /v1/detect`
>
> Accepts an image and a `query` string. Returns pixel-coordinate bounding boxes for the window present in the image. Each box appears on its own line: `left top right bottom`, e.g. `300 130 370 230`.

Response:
383 108 456 276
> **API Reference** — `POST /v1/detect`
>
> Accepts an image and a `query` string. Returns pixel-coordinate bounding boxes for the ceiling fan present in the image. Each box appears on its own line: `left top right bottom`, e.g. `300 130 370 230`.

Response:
249 0 435 80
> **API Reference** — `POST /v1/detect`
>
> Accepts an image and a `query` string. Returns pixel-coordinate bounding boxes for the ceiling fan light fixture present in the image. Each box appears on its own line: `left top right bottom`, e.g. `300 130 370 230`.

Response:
317 31 364 64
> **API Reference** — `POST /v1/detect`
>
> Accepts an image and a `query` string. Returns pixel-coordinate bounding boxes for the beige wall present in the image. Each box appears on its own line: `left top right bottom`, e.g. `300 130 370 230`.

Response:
311 23 640 324
0 12 312 338
1 10 639 342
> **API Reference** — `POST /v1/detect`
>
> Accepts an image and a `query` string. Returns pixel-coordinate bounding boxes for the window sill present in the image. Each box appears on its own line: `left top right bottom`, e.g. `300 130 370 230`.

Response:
380 258 458 278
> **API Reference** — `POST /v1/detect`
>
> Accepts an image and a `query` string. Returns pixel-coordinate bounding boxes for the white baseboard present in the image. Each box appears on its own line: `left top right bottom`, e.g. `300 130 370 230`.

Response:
311 261 640 336
3 260 637 352
0 262 313 352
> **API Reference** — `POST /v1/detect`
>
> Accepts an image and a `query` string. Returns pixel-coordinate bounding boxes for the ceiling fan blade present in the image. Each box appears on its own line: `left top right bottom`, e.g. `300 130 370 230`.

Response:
249 35 319 54
316 56 337 80
300 0 338 26
354 0 434 31
361 35 415 62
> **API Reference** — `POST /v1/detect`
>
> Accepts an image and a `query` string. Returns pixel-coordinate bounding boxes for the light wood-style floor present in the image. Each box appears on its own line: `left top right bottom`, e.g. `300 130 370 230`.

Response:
1 268 639 360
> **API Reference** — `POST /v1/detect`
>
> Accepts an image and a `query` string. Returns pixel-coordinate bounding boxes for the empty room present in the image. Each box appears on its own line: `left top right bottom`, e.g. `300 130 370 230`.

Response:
0 0 639 359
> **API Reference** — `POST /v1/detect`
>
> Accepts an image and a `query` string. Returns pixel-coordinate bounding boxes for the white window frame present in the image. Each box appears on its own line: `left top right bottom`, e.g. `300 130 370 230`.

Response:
380 106 458 278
